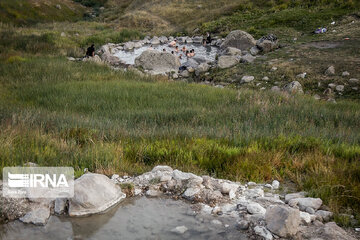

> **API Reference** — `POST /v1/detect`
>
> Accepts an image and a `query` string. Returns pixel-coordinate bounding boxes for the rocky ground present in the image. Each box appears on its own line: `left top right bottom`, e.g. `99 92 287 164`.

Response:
75 14 359 102
1 165 359 239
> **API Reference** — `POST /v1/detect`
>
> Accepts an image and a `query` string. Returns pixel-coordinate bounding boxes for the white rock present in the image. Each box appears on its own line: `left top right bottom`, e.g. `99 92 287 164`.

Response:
241 76 255 83
244 188 264 198
220 182 239 194
285 192 307 203
68 173 126 216
265 184 273 189
19 207 50 226
247 202 266 215
271 66 278 72
146 189 162 197
265 205 300 237
296 73 307 79
335 85 344 92
272 180 280 190
152 165 173 172
349 78 359 84
182 187 201 200
171 225 188 234
325 66 335 76
342 71 350 77
262 76 269 81
289 198 323 211
300 211 312 224
254 226 273 240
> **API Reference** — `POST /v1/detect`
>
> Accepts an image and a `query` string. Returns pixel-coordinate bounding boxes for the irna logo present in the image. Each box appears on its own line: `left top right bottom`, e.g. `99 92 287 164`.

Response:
8 173 69 188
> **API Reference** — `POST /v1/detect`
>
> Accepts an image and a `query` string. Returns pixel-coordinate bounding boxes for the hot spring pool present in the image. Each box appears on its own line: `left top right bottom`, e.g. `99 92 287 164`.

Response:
114 44 219 65
0 197 248 240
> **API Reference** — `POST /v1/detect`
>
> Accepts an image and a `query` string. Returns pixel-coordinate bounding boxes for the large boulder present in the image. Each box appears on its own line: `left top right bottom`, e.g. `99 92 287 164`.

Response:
150 36 160 45
101 52 121 66
135 50 181 74
315 222 356 240
265 205 300 237
220 30 256 51
218 55 239 69
68 173 126 216
221 47 242 56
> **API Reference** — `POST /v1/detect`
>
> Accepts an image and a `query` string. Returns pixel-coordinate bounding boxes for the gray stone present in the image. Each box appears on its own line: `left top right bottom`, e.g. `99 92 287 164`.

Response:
237 220 249 230
300 211 312 224
315 222 356 240
101 52 121 66
158 36 168 44
313 94 321 100
265 205 300 237
220 30 256 51
296 73 307 79
61 32 66 37
342 71 350 77
325 66 335 76
305 207 315 214
182 187 201 200
180 70 190 78
262 76 269 81
218 55 239 69
257 40 278 53
283 81 304 94
146 189 162 197
241 76 255 83
222 47 242 56
124 42 135 50
152 165 173 173
54 198 66 215
254 226 273 240
328 83 336 89
68 173 126 216
150 36 160 45
335 85 344 92
192 36 203 44
171 225 188 234
240 54 256 63
244 188 264 198
19 207 50 226
183 58 199 68
135 50 181 74
288 198 322 211
270 66 278 72
247 202 266 215
315 210 333 222
195 63 210 74
285 192 307 203
220 182 239 194
349 78 359 84
250 46 260 55
271 86 281 92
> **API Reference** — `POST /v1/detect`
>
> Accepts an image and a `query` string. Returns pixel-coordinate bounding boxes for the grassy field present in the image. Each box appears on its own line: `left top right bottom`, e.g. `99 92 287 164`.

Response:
0 56 360 224
0 0 360 226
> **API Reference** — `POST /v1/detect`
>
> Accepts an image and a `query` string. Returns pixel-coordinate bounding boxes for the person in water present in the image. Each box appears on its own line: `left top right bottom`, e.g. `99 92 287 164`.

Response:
186 50 191 58
169 39 177 47
182 46 187 52
148 45 154 50
163 48 166 52
86 44 95 57
190 49 195 57
175 46 179 53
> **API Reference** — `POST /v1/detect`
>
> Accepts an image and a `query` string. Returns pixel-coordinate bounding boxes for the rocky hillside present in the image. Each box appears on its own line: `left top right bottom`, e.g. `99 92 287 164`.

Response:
0 0 87 25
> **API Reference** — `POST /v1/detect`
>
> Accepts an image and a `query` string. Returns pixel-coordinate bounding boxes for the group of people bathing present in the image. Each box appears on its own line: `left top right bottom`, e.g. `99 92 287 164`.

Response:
166 40 195 59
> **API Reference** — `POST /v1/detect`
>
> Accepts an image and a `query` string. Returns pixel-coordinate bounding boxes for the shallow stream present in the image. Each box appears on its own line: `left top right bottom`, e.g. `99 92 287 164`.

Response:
0 197 247 240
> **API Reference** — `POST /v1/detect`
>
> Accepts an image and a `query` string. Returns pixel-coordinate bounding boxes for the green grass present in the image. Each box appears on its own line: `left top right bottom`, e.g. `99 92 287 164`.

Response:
0 57 360 224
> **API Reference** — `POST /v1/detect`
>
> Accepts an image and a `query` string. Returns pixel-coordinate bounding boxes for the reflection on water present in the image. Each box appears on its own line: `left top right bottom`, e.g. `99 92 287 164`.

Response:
0 197 248 240
114 44 219 65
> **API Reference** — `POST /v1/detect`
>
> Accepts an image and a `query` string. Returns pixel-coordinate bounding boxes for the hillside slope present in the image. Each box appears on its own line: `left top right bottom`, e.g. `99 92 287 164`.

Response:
0 0 87 25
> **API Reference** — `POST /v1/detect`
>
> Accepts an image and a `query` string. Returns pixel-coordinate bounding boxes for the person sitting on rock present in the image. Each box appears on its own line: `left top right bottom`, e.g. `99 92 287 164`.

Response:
169 39 177 47
182 46 187 52
86 44 95 57
203 32 212 46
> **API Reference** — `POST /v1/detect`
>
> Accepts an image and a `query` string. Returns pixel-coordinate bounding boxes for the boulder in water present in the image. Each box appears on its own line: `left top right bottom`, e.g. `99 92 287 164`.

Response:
135 50 181 74
68 173 126 216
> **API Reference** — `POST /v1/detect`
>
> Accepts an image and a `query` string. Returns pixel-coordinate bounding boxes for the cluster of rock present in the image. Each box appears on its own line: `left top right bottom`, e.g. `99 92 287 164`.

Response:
81 30 279 79
0 165 358 239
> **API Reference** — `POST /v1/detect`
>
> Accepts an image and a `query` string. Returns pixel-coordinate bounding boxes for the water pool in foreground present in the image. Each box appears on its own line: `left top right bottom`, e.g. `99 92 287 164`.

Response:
0 197 248 240
113 44 219 65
